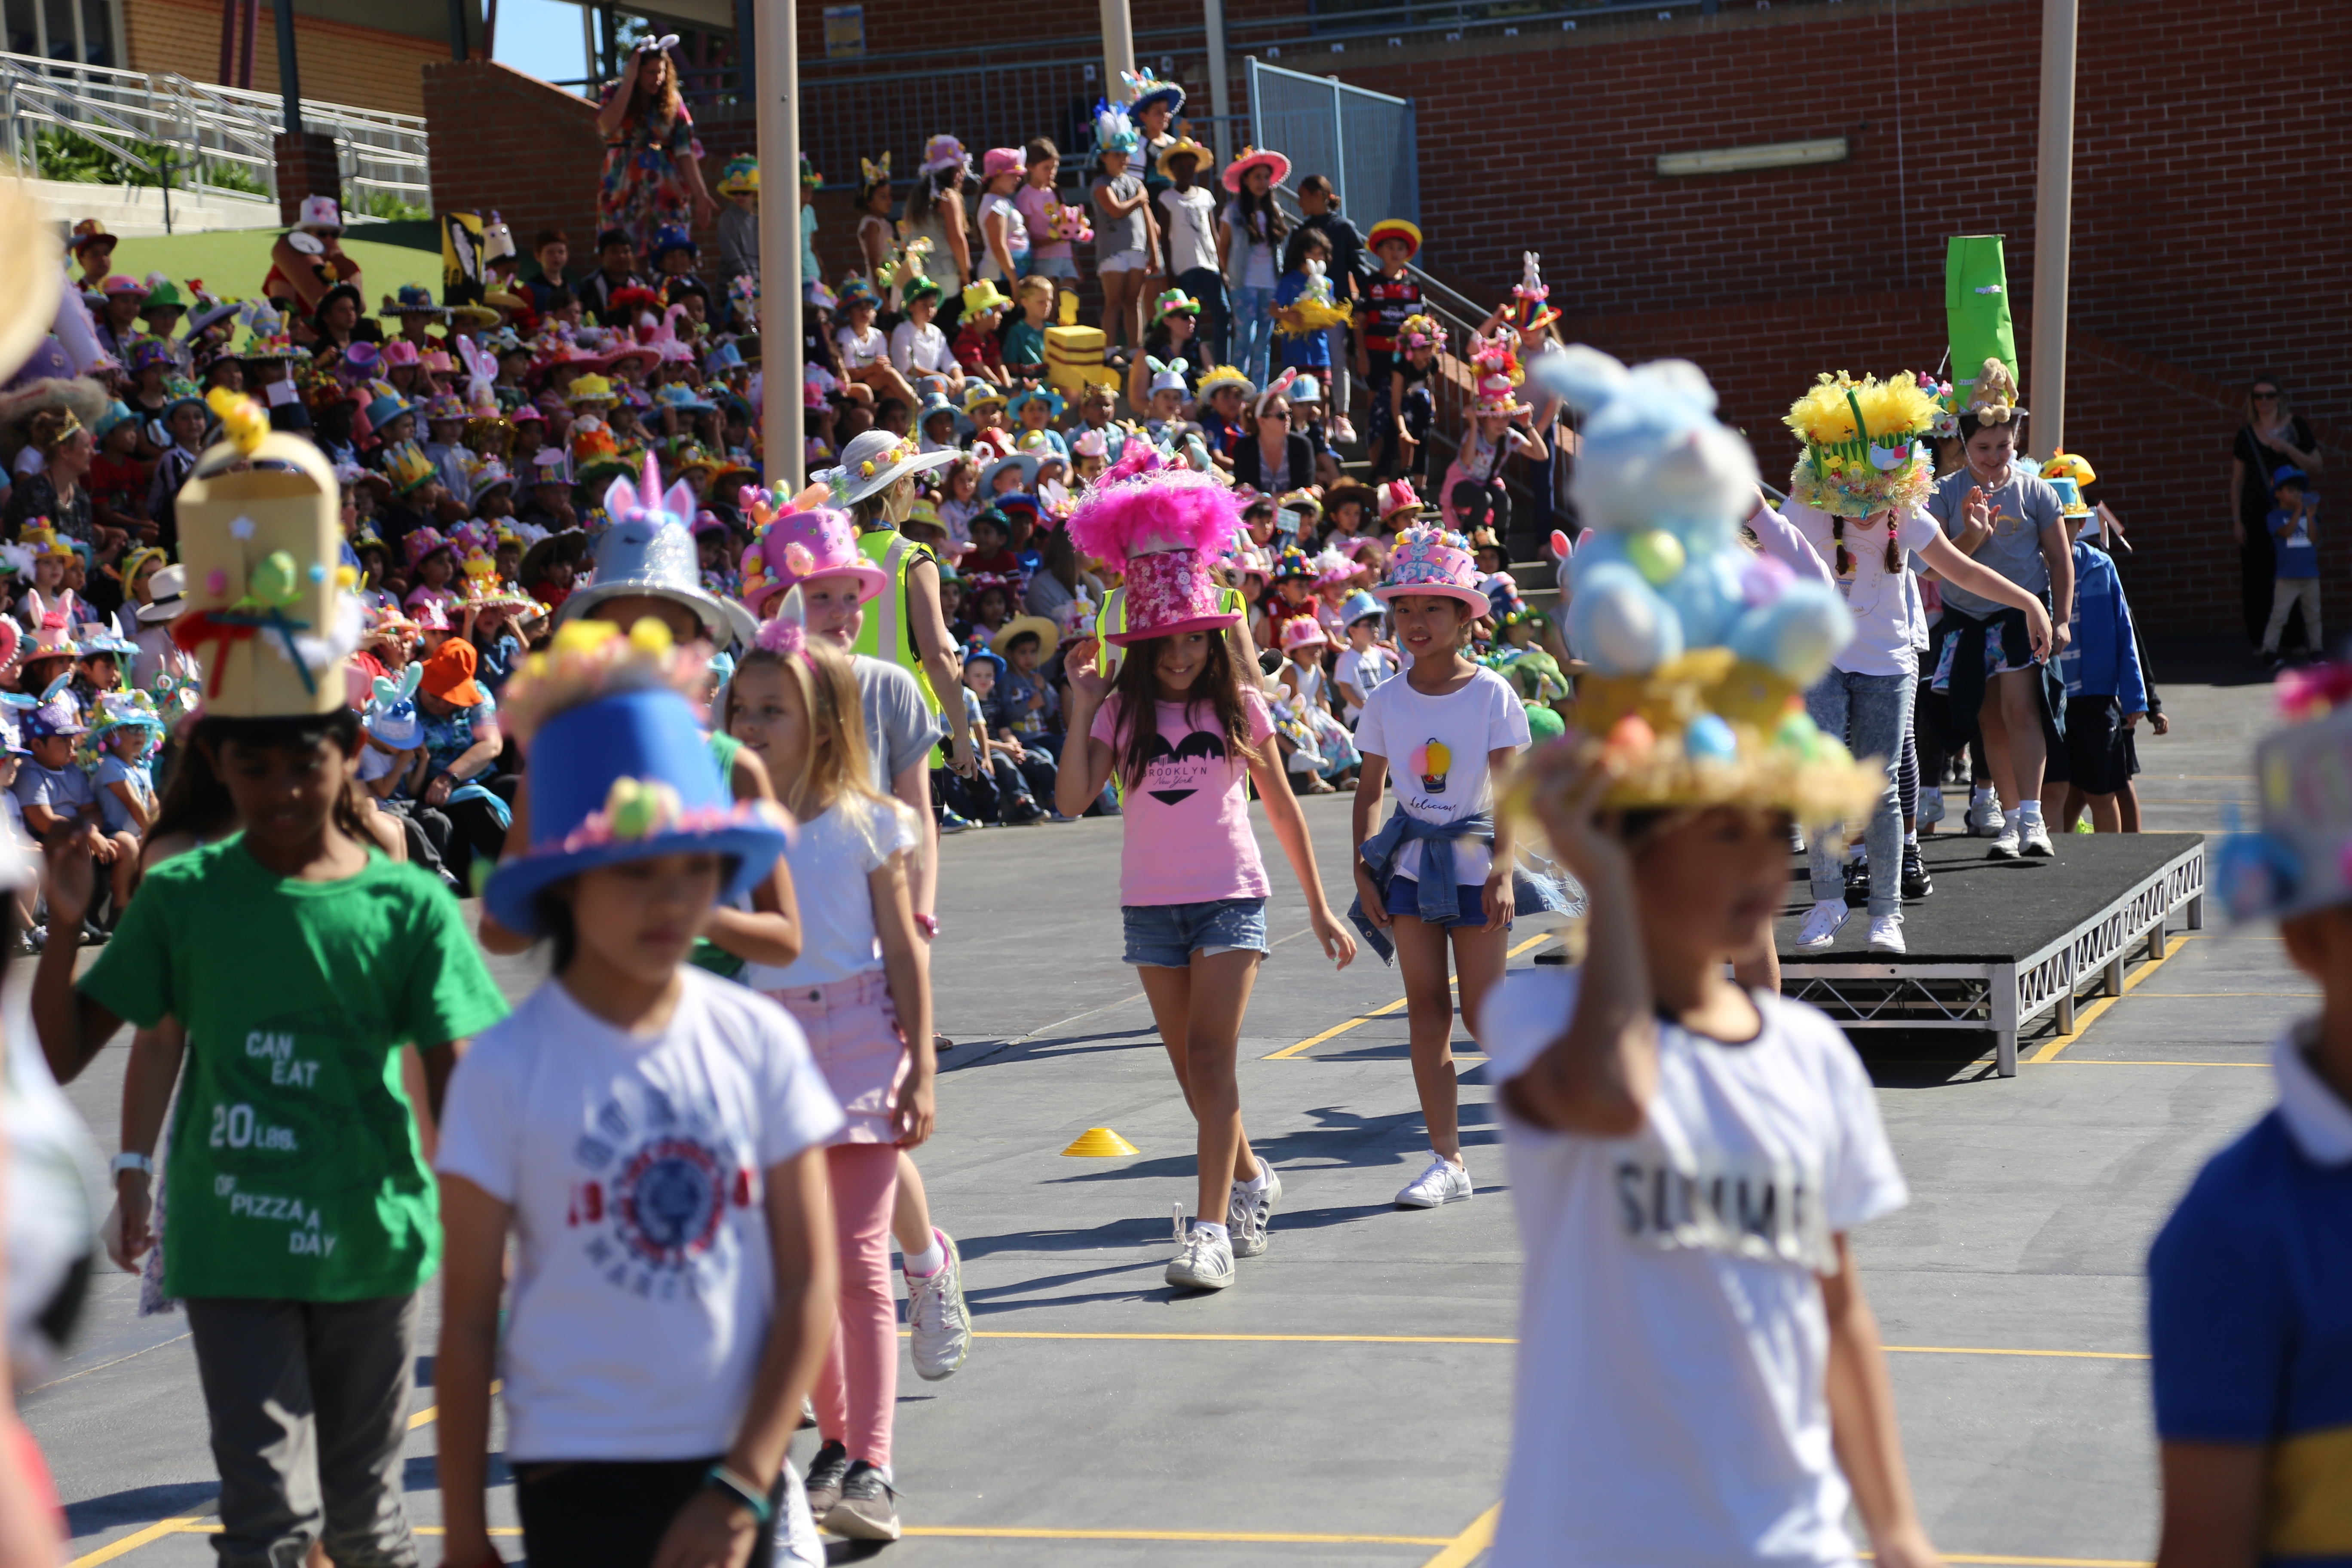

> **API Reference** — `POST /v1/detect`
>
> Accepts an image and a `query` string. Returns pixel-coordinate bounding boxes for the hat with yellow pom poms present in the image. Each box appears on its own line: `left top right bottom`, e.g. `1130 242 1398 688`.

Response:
1783 370 1942 521
483 616 792 936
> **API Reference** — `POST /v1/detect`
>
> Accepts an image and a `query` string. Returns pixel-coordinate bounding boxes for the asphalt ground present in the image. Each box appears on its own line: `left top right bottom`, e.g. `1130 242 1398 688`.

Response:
27 675 2287 1568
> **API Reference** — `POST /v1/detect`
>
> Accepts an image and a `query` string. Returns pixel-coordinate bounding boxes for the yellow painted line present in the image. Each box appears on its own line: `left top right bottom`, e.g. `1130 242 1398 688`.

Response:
1267 933 1553 1058
23 1333 190 1394
2030 932 2202 1064
1419 1503 1501 1568
406 1378 499 1430
901 1526 1456 1545
2125 992 2318 998
1923 1558 2150 1567
68 1518 206 1566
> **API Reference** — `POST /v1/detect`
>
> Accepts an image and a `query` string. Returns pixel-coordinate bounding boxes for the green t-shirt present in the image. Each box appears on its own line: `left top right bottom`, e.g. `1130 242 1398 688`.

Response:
81 839 510 1302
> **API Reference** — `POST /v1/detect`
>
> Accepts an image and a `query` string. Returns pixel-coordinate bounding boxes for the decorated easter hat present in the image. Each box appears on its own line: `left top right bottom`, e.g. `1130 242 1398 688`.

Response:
1068 443 1243 646
1783 370 1940 520
2213 667 2352 921
1525 343 1879 826
1155 133 1212 178
959 279 1012 318
1220 145 1291 193
1340 589 1385 625
1195 365 1253 401
138 564 188 624
826 429 958 508
484 620 790 936
1278 616 1327 653
715 153 757 196
738 498 886 617
1376 477 1426 523
1374 526 1489 614
1960 356 2026 426
1093 98 1139 156
1121 66 1186 118
362 663 425 748
1366 219 1422 259
168 391 361 717
557 452 759 649
2041 449 2096 516
919 135 972 178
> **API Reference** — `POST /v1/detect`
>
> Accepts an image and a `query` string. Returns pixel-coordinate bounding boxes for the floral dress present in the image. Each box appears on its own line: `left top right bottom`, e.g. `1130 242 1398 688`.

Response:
598 98 698 256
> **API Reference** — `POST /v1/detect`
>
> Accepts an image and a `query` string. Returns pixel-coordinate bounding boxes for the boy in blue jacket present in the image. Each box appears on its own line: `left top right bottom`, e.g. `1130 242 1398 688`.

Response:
2052 511 2149 832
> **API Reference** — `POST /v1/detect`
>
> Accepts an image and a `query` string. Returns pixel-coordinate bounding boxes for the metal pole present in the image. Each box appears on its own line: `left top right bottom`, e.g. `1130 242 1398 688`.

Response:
1099 0 1134 107
1204 0 1231 164
1327 75 1344 204
2028 0 2076 458
447 0 468 61
33 0 47 64
756 0 804 490
70 0 86 73
219 0 236 85
732 0 754 97
239 0 258 87
272 0 300 134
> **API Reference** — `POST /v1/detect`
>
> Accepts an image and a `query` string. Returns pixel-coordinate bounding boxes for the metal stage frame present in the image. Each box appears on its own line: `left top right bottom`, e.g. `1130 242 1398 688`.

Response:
1779 836 2207 1077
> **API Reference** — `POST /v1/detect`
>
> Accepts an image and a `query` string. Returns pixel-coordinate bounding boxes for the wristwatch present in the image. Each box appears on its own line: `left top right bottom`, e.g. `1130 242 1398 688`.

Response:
110 1152 153 1178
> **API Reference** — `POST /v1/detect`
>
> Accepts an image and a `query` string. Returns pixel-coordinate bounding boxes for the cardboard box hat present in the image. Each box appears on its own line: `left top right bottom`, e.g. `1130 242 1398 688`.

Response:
172 399 361 717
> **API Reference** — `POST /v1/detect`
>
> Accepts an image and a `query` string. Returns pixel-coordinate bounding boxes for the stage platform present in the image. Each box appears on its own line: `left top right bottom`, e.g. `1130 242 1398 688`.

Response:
1775 831 2207 1076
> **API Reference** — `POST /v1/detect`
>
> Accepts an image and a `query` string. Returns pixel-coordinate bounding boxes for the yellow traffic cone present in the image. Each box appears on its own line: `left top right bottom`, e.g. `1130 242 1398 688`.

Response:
1061 1127 1139 1157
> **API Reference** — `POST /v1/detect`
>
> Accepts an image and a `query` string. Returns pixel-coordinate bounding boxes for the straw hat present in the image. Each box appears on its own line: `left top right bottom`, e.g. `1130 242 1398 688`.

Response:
990 614 1060 659
1155 134 1213 179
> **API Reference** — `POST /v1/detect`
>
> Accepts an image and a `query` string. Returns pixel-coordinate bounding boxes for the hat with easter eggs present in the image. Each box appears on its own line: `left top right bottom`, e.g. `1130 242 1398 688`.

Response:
1525 344 1879 826
1068 442 1244 646
483 618 791 936
168 389 363 717
738 493 888 618
1783 370 1941 520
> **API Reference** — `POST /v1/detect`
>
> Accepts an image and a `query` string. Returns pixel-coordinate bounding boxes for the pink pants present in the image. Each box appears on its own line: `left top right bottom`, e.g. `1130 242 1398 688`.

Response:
814 1142 899 1465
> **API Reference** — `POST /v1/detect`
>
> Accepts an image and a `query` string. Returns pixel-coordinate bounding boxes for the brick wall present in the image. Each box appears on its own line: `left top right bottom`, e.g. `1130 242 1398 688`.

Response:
124 0 453 116
422 61 605 259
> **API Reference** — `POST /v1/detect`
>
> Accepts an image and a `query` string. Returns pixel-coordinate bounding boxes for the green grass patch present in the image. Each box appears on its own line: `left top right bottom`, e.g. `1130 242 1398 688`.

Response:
105 230 444 310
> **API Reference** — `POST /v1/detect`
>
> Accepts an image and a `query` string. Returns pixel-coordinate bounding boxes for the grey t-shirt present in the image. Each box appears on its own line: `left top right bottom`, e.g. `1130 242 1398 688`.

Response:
1094 173 1146 257
855 654 943 790
1927 464 2062 618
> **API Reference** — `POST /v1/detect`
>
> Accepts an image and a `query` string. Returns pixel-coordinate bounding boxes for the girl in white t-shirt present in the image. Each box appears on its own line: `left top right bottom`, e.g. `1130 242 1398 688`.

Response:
1054 454 1356 1294
1479 744 1940 1568
438 636 839 1568
1351 527 1531 1210
727 617 934 1545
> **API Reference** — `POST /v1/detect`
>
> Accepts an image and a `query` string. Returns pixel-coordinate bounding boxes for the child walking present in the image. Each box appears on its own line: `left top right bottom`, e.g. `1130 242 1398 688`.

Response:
35 413 512 1568
436 620 839 1568
725 603 937 1544
1054 448 1355 1291
2262 465 2321 668
1349 527 1532 1209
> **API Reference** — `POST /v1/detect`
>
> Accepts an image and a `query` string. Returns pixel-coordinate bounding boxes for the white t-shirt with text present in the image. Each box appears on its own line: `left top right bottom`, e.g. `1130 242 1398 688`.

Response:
1351 665 1530 885
1481 968 1909 1568
435 968 845 1462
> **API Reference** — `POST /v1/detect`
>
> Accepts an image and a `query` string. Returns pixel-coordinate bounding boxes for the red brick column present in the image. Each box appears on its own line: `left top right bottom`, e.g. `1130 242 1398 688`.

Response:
273 131 342 225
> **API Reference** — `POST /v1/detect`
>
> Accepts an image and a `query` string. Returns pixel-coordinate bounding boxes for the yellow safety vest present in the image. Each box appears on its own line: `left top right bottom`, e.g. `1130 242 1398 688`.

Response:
853 528 942 713
1096 582 1248 674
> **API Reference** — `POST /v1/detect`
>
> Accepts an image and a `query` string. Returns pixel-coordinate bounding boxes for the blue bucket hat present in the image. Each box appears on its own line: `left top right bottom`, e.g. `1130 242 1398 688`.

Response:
1007 384 1065 421
484 684 790 935
366 392 421 431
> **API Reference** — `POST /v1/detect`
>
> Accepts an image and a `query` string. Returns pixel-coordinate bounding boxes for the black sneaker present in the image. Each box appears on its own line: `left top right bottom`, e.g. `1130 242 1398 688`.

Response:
1843 856 1868 906
803 1439 850 1519
1901 842 1933 900
825 1460 902 1542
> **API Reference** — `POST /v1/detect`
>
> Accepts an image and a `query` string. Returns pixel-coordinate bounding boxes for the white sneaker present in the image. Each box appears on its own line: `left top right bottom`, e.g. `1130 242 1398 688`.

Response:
1395 1154 1473 1209
1796 899 1850 949
905 1230 971 1381
1166 1225 1236 1290
1867 912 1906 954
773 1459 825 1568
1227 1163 1283 1259
1988 823 2021 860
2018 817 2055 857
1967 791 2005 837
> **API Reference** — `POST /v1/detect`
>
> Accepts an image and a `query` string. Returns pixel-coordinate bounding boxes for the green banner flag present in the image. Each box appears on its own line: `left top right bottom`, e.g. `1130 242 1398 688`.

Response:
1946 234 2017 410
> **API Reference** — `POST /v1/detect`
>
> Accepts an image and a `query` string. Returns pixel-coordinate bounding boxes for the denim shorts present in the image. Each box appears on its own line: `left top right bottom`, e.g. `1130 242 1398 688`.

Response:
1383 876 1494 925
1023 254 1079 280
1122 897 1270 968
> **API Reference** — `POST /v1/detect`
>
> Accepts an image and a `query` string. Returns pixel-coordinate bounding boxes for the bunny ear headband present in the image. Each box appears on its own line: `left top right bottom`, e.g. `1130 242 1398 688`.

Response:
1254 367 1300 418
860 153 892 187
634 32 681 52
754 585 812 661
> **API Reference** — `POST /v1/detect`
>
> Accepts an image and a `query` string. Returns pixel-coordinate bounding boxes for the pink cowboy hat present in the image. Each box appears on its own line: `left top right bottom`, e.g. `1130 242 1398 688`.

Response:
1373 525 1488 614
739 504 888 619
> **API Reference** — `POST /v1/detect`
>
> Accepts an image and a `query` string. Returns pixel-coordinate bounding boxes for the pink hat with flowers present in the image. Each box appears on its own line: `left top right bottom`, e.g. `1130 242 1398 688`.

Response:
403 526 455 570
1374 525 1488 613
738 495 887 617
983 147 1025 182
1279 616 1327 653
1068 444 1244 647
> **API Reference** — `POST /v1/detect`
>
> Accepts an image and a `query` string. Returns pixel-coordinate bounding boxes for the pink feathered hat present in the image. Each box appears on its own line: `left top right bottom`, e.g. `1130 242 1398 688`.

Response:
1068 443 1243 646
739 501 886 618
1374 525 1488 613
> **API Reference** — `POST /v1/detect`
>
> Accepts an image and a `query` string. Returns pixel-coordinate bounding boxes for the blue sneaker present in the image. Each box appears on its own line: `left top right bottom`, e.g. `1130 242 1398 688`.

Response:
937 812 979 835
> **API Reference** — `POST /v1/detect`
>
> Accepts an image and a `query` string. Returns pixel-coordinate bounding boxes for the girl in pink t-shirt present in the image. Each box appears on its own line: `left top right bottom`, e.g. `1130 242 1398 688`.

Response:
1055 450 1356 1294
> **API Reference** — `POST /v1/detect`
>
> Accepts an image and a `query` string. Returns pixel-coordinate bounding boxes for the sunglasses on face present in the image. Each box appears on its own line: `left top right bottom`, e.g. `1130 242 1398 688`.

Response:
2254 391 2282 401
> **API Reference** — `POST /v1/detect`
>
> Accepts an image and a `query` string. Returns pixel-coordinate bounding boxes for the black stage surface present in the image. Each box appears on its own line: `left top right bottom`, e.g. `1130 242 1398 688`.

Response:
1775 830 2204 964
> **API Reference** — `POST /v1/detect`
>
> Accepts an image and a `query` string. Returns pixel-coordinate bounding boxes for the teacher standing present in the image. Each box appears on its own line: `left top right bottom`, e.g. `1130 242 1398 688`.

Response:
2229 374 2325 649
595 38 718 258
